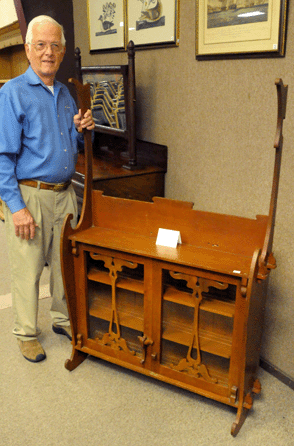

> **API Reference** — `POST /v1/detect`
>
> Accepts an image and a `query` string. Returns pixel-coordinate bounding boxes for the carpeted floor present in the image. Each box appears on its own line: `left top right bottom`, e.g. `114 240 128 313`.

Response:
0 220 293 445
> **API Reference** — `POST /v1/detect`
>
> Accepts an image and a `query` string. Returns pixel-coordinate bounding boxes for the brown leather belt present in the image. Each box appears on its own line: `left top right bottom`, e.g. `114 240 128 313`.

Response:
19 179 71 192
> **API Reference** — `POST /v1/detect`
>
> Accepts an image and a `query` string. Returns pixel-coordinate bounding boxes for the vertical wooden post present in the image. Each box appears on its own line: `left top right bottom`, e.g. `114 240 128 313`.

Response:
124 40 137 169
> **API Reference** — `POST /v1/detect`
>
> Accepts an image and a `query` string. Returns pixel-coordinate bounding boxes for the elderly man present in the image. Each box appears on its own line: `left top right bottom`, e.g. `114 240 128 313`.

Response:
0 16 94 362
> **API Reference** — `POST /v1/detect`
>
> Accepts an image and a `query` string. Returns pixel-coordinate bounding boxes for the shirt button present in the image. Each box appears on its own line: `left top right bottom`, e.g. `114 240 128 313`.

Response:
61 132 63 135
64 149 67 152
65 166 68 170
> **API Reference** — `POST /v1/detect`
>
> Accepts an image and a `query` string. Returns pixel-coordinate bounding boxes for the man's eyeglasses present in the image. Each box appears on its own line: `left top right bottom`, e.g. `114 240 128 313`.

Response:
30 42 64 54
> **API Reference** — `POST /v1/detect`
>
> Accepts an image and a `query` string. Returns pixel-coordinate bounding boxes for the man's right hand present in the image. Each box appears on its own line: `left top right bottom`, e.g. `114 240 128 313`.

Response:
12 207 38 240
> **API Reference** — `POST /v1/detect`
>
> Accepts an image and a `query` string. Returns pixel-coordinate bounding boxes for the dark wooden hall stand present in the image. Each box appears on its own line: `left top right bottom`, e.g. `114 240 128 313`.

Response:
72 134 167 210
71 43 167 211
61 79 288 436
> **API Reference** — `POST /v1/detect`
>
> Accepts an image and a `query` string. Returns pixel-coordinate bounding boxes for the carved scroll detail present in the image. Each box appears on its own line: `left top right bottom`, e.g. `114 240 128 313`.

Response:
169 272 228 384
90 253 138 356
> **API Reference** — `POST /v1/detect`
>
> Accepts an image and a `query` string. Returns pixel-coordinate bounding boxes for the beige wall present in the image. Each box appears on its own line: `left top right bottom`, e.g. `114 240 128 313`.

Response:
72 1 294 379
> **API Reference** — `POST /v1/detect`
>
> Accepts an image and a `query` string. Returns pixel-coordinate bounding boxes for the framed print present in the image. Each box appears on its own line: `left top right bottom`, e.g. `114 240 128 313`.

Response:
1 0 18 29
127 0 180 48
87 0 126 51
196 0 288 59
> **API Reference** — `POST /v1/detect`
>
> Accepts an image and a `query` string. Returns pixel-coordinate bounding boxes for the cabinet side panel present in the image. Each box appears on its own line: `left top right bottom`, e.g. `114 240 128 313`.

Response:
244 278 269 392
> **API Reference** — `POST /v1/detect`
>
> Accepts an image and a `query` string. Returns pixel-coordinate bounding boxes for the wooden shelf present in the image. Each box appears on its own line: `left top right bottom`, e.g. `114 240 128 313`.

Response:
89 289 232 358
162 323 232 359
89 292 144 333
88 267 144 294
164 286 235 318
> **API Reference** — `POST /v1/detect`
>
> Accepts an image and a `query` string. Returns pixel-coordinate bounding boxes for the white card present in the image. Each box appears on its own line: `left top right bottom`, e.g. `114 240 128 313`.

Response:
156 228 182 248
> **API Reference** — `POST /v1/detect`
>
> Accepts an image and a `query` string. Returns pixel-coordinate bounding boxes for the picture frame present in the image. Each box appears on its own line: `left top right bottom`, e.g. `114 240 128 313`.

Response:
127 0 180 48
196 0 288 60
87 0 126 51
0 0 18 30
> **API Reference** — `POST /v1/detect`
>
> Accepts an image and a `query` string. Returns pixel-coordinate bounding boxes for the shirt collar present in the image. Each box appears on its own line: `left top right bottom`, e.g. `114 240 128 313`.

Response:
25 65 63 93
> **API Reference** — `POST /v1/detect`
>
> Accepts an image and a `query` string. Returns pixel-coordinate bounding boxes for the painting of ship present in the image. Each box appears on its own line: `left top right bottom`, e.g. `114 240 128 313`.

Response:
208 0 268 13
221 1 236 11
207 0 268 28
136 0 165 31
139 0 162 21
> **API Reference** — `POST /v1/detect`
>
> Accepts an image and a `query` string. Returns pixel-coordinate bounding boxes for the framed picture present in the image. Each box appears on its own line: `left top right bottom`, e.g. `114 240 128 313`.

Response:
196 0 288 59
1 0 18 29
87 0 126 51
127 0 180 48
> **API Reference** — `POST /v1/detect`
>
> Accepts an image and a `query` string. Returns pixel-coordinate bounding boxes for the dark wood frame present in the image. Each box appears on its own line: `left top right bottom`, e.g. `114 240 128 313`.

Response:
13 0 27 40
75 41 137 169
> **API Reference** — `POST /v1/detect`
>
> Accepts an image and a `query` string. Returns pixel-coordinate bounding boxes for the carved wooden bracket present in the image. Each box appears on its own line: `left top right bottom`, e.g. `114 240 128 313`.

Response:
257 252 277 281
71 240 79 257
230 386 238 404
77 333 83 348
240 277 248 297
138 335 154 364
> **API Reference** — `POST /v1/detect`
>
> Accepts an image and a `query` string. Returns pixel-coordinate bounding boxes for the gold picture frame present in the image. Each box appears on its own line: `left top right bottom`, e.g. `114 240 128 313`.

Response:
196 0 288 59
87 0 126 52
0 0 18 30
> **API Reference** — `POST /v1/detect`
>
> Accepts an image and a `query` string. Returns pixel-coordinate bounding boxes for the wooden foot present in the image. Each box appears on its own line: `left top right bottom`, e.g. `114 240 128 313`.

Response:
65 348 88 371
231 379 261 436
231 406 249 437
252 378 261 394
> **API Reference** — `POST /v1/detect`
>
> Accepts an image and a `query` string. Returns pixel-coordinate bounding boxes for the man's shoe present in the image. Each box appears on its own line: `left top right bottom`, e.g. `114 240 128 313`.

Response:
52 323 72 341
17 339 46 363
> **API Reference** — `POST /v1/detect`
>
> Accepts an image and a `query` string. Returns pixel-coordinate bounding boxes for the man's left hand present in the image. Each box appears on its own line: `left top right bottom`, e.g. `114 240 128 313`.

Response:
74 109 95 132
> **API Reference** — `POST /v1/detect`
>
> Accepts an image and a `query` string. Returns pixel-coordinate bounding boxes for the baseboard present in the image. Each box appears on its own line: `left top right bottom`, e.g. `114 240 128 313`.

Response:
260 357 294 390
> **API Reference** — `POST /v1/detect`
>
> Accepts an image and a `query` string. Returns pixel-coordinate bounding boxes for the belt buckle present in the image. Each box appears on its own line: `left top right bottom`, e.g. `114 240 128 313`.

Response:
53 183 65 192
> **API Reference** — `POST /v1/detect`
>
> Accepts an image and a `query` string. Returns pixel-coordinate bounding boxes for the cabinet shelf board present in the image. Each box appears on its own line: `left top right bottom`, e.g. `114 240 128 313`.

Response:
88 267 144 293
89 296 144 332
162 325 232 359
164 286 235 317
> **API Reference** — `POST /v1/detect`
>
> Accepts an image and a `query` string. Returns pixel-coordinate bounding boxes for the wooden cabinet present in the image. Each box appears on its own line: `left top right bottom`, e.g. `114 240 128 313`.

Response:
68 236 244 384
61 79 287 436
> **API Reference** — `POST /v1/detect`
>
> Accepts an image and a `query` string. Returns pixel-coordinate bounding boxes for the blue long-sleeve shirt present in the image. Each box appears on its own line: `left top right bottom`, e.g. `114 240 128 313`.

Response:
0 66 84 213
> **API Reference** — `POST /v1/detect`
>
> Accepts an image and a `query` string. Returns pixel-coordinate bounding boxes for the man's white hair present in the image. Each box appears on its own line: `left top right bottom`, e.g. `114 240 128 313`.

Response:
26 15 66 47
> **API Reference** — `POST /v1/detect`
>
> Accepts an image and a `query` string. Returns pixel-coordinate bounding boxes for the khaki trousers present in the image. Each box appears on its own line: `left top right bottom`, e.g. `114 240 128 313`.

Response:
3 183 78 341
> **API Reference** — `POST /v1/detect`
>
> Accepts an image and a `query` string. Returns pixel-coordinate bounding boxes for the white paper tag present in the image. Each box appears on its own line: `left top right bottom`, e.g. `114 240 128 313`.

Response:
156 228 182 248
